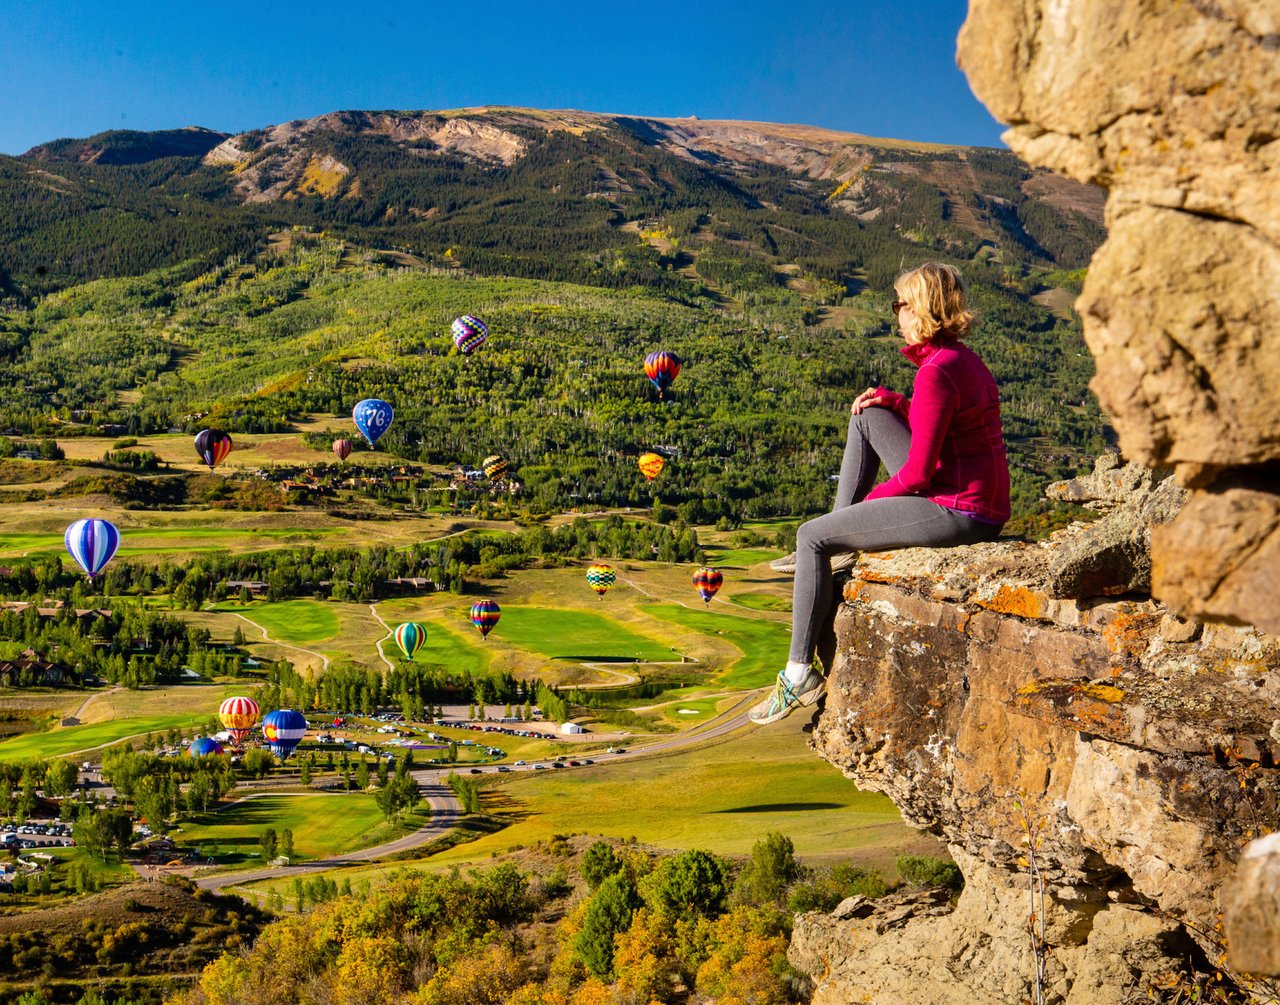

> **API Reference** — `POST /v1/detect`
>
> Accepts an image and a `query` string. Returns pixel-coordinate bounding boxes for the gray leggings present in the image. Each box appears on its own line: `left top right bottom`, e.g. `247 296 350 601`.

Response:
789 407 1001 663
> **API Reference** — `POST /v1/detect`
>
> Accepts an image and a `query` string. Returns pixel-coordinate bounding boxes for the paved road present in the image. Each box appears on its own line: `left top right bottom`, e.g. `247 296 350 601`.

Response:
195 690 760 896
195 777 461 894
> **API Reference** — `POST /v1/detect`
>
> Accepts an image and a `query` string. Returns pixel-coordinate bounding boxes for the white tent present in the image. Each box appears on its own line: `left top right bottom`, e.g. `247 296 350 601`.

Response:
560 722 587 734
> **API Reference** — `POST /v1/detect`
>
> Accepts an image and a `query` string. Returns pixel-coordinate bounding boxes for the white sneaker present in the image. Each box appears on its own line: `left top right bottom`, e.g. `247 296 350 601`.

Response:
770 551 859 576
748 670 826 725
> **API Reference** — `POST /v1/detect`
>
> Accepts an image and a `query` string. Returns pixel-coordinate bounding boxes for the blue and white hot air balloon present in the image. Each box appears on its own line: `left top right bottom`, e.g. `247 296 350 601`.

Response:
64 519 121 580
352 398 394 447
261 709 308 760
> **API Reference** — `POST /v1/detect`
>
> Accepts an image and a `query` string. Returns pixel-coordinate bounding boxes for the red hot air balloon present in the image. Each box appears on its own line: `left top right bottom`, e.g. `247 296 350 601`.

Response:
333 438 353 462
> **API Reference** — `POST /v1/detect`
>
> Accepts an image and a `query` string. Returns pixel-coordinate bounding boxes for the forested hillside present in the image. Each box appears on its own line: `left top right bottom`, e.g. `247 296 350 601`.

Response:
0 108 1110 531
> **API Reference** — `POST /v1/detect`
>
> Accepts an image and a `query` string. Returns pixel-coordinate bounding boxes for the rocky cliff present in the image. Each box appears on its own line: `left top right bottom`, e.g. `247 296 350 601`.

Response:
790 459 1280 1003
956 1 1280 636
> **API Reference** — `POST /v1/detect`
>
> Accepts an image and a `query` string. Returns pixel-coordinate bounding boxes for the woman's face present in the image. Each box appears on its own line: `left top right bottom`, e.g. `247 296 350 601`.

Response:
893 294 915 340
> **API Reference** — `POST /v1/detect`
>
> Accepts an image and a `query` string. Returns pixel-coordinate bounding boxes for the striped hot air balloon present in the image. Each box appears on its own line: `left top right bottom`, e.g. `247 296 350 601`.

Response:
693 567 724 605
638 452 665 482
451 315 489 355
586 564 616 599
194 429 234 470
218 696 260 747
332 438 352 462
189 737 225 757
644 350 681 397
261 709 307 760
469 600 501 638
394 622 428 661
482 454 508 481
64 518 121 580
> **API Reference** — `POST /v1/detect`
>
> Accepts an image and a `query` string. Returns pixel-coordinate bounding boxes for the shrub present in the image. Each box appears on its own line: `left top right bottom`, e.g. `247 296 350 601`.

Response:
896 854 964 891
787 863 887 913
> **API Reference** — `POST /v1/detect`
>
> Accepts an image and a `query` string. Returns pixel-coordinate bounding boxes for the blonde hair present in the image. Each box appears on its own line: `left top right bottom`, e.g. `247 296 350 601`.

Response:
894 262 974 344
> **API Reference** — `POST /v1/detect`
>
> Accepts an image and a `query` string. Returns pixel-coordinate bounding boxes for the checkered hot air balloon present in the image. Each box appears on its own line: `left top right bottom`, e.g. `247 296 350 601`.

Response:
451 315 489 355
586 563 616 599
469 600 501 638
644 350 681 398
194 429 234 470
189 737 225 757
394 622 428 661
64 518 120 580
261 709 307 760
638 452 665 482
218 696 260 747
693 567 724 605
482 455 508 481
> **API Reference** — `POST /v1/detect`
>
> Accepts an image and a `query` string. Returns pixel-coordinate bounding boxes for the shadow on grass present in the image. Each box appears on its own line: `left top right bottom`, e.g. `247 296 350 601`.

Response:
716 802 844 813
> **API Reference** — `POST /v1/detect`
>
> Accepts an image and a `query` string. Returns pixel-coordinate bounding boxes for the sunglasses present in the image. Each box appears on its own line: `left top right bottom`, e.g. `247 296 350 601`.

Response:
891 299 908 314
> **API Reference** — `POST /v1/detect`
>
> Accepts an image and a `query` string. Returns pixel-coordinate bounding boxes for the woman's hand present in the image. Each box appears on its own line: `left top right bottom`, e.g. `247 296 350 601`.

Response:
851 387 888 414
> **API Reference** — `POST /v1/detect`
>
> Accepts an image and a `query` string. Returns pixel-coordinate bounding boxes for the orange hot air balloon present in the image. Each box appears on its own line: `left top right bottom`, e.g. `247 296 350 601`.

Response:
638 452 665 482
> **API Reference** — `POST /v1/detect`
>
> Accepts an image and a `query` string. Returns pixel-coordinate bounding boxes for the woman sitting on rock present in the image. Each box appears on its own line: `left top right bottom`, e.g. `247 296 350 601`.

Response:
751 261 1010 724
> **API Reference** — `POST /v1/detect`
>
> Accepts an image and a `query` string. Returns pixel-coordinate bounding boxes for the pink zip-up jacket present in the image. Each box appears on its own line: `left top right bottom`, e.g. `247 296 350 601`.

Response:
864 334 1010 524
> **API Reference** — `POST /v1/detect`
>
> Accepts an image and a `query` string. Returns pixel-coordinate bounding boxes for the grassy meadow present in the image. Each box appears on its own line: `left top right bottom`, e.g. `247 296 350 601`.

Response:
180 793 428 865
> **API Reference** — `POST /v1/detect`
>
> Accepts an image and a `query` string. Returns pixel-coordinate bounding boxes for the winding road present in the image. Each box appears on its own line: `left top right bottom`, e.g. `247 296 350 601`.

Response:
194 691 761 896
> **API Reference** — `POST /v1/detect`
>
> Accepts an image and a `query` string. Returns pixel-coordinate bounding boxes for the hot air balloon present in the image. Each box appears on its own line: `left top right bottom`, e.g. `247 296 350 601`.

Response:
194 429 234 470
638 452 665 482
644 350 682 398
189 737 225 757
64 518 120 580
469 600 501 638
218 696 260 747
482 454 508 481
394 622 428 661
451 315 489 355
353 398 394 447
693 567 724 605
332 438 353 462
586 564 616 599
261 709 307 760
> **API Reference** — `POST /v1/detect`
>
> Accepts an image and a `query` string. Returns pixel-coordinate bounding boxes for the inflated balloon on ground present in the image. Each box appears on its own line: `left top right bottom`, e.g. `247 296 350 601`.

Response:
261 709 307 760
219 695 260 746
189 737 224 757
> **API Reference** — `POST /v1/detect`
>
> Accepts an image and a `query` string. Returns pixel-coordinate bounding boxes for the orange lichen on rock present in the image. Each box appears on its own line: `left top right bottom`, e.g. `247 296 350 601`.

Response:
977 585 1050 620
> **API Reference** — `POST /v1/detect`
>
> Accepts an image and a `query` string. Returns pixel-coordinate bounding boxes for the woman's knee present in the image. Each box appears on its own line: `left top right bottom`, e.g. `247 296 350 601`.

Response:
796 519 826 554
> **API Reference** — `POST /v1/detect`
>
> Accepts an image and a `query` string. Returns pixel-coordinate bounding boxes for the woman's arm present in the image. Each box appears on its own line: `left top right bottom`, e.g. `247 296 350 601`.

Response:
865 364 957 499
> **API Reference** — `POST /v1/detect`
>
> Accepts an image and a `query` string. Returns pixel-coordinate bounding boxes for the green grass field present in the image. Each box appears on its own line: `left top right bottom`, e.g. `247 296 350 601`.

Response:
180 793 419 866
0 713 211 761
496 606 674 662
209 600 341 644
391 619 493 674
699 545 784 568
727 592 793 612
642 603 789 688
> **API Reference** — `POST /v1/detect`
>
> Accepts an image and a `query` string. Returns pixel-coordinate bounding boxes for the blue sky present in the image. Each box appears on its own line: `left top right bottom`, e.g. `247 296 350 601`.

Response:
0 0 1005 155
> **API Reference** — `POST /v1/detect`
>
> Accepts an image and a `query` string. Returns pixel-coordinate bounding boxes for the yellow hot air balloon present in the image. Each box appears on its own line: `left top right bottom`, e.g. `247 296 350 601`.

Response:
638 452 665 482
